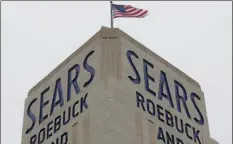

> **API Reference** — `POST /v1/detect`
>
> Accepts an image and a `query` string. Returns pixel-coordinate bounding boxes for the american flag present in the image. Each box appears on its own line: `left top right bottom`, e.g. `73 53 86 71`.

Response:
112 4 148 19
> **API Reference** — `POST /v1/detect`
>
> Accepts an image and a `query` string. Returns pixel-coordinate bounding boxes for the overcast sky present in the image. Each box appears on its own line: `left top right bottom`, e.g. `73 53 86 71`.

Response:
1 1 232 144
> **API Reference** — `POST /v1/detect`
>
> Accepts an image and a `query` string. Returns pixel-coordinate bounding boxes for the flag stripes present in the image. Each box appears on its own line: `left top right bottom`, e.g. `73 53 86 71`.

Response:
112 4 148 18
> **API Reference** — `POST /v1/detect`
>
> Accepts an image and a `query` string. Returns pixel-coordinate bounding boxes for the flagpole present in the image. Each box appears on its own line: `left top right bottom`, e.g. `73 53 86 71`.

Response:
110 1 113 28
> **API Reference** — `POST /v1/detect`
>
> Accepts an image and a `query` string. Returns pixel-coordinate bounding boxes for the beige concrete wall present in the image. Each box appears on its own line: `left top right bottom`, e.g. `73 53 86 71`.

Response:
21 27 217 144
118 37 211 144
21 36 105 144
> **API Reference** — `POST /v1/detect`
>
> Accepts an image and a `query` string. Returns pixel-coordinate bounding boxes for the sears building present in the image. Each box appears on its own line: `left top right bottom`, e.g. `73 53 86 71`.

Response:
21 27 218 144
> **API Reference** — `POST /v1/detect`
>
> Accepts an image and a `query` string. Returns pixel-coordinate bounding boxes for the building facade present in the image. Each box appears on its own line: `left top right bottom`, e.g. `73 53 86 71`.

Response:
21 27 218 144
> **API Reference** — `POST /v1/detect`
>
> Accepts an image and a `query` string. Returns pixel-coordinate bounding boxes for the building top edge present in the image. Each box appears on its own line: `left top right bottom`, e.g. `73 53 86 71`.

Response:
28 28 101 96
114 28 201 89
28 27 201 97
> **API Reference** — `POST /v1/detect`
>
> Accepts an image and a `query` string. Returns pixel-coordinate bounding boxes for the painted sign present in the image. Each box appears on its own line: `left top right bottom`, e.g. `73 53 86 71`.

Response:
22 42 101 144
21 28 211 144
124 47 208 144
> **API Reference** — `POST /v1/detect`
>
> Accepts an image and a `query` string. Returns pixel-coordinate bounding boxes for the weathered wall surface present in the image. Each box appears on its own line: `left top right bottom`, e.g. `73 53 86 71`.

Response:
21 27 216 144
21 35 104 144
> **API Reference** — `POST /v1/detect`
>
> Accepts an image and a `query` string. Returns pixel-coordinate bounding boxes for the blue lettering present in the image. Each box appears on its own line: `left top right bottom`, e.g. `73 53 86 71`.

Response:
165 110 174 127
47 121 53 139
166 131 175 144
143 59 156 96
39 87 50 124
61 132 68 144
191 92 204 125
146 99 155 116
157 104 164 123
30 134 36 144
50 132 68 144
80 93 88 113
72 100 79 117
157 127 166 143
67 64 80 101
158 71 174 108
26 98 37 134
193 127 201 144
38 128 45 144
157 126 185 144
136 91 145 111
185 123 193 140
135 93 202 144
177 138 184 144
174 80 191 119
63 107 71 125
83 50 95 87
54 115 61 134
51 138 59 144
127 50 141 84
175 115 184 133
50 78 64 116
